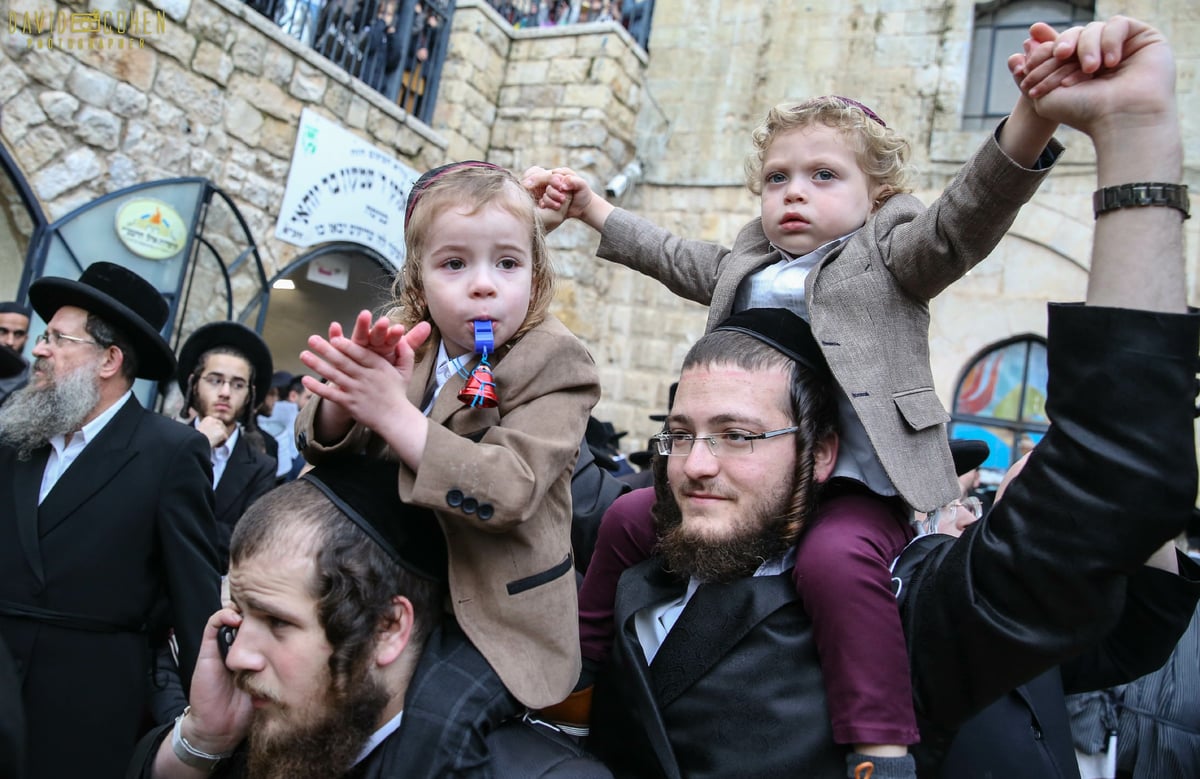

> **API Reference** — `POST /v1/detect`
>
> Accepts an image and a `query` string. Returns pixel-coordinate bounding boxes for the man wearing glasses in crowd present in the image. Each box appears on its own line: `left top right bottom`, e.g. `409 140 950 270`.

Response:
175 322 278 569
0 262 221 779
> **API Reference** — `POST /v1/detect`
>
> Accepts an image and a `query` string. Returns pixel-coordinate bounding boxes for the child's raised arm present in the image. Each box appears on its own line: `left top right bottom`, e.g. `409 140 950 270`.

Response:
994 31 1062 169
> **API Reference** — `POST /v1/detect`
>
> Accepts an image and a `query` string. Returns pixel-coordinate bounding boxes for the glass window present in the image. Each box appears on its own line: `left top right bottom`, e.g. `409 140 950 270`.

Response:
950 335 1048 475
962 1 1094 130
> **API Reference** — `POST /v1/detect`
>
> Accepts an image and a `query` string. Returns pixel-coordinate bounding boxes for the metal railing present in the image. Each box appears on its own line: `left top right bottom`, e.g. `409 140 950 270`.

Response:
244 0 454 123
485 0 654 50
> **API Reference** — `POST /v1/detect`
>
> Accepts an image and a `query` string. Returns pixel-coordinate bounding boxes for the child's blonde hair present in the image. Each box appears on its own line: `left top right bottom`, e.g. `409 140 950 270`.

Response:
744 96 911 204
391 162 556 356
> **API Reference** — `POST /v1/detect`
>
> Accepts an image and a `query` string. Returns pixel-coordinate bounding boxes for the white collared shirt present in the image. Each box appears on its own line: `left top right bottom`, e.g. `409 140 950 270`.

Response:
733 235 849 319
352 710 404 767
39 390 133 505
201 423 239 488
426 342 471 415
634 548 797 664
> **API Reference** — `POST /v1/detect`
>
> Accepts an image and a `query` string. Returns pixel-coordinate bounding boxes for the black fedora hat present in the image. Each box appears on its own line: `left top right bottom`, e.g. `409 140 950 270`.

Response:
176 322 273 402
949 439 989 476
28 262 175 381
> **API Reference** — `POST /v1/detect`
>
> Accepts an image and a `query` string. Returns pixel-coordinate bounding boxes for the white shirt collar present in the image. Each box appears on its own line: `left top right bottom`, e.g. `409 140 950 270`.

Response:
427 342 471 413
352 710 404 767
772 231 855 263
48 389 133 453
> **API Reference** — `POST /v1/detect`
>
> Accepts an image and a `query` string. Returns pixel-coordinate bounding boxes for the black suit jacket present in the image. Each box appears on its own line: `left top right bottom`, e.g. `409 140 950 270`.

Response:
212 430 277 567
902 305 1200 732
0 395 222 779
938 560 1200 778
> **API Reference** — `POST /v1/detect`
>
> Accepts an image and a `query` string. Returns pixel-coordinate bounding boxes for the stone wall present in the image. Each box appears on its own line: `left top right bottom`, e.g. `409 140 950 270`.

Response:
1 0 445 286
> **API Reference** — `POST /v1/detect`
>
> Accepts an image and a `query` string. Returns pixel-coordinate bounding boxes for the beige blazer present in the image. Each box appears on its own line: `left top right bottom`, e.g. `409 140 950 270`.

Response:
298 315 601 708
597 130 1061 512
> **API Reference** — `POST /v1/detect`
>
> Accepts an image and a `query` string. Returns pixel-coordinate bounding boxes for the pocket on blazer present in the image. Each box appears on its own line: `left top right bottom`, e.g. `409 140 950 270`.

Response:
893 387 950 431
506 554 573 596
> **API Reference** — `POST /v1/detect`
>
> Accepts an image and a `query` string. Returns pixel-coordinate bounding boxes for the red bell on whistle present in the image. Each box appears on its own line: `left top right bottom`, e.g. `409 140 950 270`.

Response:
458 364 499 408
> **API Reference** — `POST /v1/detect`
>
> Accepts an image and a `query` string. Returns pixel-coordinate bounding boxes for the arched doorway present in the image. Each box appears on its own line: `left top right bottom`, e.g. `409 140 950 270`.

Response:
20 178 270 408
261 242 397 375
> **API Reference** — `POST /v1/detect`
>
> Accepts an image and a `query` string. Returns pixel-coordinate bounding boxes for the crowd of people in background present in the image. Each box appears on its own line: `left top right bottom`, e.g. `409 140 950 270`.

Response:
0 12 1198 779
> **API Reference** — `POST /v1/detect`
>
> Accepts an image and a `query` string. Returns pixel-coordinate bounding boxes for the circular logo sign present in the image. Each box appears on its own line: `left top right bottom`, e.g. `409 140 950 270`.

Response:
115 198 188 260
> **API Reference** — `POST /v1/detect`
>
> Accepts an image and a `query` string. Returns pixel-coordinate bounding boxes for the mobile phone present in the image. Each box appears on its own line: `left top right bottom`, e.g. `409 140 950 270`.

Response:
218 625 237 662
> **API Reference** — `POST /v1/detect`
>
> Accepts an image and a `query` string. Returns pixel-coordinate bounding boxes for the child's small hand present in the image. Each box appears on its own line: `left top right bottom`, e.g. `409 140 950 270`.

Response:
1008 24 1088 100
1012 16 1174 134
344 310 407 366
522 166 607 231
299 322 432 441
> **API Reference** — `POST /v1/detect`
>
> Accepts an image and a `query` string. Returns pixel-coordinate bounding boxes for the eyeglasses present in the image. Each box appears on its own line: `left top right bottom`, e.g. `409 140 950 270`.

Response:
200 373 250 392
36 330 102 348
948 496 983 520
651 426 799 457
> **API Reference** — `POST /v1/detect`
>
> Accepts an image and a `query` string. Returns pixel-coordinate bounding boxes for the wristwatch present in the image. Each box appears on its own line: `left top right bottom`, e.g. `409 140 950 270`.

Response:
1093 182 1190 219
172 707 232 773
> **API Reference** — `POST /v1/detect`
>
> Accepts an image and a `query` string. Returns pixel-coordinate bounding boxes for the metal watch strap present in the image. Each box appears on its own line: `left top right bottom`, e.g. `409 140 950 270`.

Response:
171 707 230 772
1093 182 1191 219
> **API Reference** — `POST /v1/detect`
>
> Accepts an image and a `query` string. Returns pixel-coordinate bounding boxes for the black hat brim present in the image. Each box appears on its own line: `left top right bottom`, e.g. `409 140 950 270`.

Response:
176 322 273 402
950 439 989 476
29 277 176 381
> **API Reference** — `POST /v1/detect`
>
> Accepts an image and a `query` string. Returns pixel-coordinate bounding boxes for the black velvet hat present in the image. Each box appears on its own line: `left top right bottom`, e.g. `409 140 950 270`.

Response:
405 160 504 228
713 308 832 380
28 262 175 381
949 439 989 476
302 456 449 583
176 322 273 402
0 301 31 318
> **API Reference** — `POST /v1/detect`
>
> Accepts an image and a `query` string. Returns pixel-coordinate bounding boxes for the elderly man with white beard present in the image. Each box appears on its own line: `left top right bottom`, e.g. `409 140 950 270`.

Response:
0 262 222 779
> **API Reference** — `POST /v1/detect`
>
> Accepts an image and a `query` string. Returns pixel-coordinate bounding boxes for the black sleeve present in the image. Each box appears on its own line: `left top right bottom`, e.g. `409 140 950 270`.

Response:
1061 553 1200 694
903 304 1200 729
160 430 223 690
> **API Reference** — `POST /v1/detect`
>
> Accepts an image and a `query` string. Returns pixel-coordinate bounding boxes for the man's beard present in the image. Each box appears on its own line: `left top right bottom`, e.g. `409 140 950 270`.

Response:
0 358 101 460
654 477 794 584
240 667 390 779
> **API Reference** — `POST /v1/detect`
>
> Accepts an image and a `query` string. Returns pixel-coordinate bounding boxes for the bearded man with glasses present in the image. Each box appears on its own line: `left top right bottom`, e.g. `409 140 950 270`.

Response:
0 262 221 779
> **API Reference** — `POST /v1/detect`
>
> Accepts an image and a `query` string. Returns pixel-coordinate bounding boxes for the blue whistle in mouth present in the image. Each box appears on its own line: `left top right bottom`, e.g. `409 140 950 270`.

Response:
459 320 499 408
473 320 494 355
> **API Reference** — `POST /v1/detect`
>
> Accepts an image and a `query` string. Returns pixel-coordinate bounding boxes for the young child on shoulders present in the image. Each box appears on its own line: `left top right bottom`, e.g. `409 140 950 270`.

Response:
528 55 1064 778
296 161 601 777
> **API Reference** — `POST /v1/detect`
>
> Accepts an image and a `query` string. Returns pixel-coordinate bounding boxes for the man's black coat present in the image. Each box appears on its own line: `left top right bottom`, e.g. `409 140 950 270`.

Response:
0 395 222 779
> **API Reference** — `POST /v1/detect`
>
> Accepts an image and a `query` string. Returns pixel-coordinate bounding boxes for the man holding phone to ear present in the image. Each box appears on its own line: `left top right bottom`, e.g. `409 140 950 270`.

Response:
129 457 611 779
